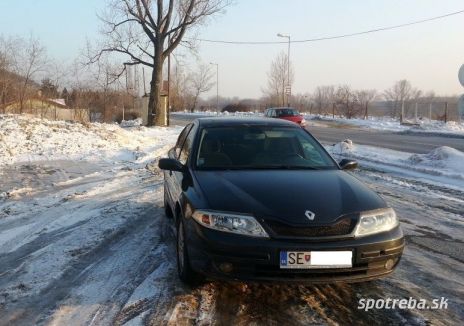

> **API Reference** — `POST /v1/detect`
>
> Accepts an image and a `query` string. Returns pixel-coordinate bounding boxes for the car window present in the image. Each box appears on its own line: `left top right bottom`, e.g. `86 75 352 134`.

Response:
275 108 299 117
196 126 336 170
175 124 193 158
179 125 196 165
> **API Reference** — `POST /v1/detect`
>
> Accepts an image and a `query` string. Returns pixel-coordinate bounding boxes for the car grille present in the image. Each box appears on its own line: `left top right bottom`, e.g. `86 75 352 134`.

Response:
265 217 356 238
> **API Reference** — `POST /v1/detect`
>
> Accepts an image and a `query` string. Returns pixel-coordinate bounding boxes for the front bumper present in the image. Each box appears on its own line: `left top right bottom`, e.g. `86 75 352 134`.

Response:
185 219 404 283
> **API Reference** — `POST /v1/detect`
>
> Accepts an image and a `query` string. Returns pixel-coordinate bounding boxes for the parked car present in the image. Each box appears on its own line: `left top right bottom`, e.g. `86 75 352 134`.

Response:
264 107 307 126
158 117 404 284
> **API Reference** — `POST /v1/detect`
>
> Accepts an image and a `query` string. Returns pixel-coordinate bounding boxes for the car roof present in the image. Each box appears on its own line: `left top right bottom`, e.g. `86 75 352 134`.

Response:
195 116 298 127
269 107 297 111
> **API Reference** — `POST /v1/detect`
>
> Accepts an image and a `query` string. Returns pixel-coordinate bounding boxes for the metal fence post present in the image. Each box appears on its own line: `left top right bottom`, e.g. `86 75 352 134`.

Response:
444 102 448 123
400 100 404 124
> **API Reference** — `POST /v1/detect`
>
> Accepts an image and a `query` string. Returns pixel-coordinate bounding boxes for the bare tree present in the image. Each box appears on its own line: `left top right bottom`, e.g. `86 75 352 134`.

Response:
94 60 124 122
0 37 14 110
356 89 377 120
384 79 421 118
15 36 48 113
292 93 310 112
263 51 294 107
91 0 230 126
335 85 360 119
170 63 189 111
312 85 335 115
187 63 214 112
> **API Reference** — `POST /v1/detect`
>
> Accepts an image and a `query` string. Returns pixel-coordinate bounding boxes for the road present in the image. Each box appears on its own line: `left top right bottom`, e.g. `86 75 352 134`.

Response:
171 114 464 154
1 156 462 325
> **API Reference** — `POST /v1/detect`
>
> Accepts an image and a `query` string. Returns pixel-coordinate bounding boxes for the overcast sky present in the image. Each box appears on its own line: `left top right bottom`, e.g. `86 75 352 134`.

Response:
1 0 463 98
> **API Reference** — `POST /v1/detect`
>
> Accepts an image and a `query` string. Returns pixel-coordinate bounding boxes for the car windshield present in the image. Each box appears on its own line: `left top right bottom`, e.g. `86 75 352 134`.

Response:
275 109 299 117
195 126 337 170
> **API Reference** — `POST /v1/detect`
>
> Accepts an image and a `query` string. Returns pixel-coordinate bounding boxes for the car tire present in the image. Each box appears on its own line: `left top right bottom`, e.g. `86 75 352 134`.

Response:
176 220 199 285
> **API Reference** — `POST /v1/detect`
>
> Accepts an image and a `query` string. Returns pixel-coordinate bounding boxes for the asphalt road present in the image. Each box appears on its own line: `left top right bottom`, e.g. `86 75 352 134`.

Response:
171 114 464 154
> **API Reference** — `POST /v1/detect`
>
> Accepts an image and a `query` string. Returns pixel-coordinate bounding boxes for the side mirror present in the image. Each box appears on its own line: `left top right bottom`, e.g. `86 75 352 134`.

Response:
339 159 358 170
158 158 185 172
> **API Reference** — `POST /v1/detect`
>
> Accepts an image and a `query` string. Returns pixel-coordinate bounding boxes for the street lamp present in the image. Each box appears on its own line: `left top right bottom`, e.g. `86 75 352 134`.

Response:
277 33 291 107
210 62 219 113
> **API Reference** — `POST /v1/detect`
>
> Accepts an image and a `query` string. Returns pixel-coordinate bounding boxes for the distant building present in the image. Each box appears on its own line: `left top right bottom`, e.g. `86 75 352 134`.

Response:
1 98 90 122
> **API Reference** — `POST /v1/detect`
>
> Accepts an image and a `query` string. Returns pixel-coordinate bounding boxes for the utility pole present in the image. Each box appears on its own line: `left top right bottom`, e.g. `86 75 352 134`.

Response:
444 102 448 123
277 33 291 107
210 62 219 112
167 34 171 126
400 100 404 124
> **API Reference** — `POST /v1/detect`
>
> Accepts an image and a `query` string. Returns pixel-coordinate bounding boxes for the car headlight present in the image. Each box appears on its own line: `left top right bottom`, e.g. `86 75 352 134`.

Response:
192 210 269 238
354 208 399 237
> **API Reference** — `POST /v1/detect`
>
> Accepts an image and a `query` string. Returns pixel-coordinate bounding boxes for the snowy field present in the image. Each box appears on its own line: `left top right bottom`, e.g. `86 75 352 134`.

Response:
0 114 463 325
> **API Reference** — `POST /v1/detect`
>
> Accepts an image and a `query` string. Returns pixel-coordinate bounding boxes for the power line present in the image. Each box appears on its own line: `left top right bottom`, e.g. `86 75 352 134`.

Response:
193 9 464 45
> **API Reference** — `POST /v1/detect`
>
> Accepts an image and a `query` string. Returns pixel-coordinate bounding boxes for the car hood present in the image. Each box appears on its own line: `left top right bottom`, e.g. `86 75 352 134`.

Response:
194 170 386 225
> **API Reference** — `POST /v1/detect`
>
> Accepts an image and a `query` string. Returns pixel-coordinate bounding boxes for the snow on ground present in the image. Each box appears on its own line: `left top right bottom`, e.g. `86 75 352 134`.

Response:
327 139 464 190
120 118 143 128
0 114 183 323
1 114 463 325
308 115 464 135
0 114 182 167
172 111 464 135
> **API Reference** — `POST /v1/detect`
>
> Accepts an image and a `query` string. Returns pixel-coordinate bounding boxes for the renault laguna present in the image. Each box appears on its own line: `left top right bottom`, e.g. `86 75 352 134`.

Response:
159 117 404 284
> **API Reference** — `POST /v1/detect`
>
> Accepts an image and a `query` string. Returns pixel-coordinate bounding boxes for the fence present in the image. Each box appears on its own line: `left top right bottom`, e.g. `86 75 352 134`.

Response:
1 99 90 123
294 100 461 122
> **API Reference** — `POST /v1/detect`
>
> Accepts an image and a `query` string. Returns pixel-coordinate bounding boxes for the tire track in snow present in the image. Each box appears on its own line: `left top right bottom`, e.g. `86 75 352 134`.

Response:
2 205 169 325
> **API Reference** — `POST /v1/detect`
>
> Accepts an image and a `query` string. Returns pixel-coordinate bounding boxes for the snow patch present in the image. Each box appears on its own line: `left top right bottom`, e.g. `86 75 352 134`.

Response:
120 118 143 127
332 139 354 154
0 114 183 167
409 146 464 171
327 141 464 190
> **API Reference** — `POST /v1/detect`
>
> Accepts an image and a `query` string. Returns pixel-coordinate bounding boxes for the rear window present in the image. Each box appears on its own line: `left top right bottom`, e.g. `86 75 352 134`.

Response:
275 108 299 117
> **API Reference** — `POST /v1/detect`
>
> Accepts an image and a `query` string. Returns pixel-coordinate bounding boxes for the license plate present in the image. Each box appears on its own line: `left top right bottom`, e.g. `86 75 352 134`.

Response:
280 251 352 269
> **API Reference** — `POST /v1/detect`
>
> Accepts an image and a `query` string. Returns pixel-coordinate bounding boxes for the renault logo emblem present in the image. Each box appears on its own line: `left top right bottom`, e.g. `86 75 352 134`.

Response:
305 210 315 221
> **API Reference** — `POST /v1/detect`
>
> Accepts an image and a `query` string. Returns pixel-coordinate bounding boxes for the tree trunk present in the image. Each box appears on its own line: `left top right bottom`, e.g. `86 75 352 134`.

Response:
148 45 166 126
190 93 199 113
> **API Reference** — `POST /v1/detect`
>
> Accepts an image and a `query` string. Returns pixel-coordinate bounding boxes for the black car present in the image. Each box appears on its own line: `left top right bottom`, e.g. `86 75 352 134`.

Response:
159 117 404 284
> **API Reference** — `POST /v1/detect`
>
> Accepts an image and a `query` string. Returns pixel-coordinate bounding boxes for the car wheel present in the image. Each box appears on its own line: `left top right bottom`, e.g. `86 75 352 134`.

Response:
176 220 198 285
163 186 173 218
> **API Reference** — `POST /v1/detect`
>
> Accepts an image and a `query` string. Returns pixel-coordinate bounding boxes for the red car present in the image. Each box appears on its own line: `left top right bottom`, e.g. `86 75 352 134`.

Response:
264 107 307 127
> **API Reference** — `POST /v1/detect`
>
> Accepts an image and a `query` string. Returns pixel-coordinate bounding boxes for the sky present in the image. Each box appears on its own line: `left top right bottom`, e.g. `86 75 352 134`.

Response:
0 0 463 99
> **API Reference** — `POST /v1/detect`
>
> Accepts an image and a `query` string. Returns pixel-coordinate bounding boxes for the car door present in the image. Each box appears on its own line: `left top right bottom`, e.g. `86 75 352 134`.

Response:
165 124 193 205
171 123 197 206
